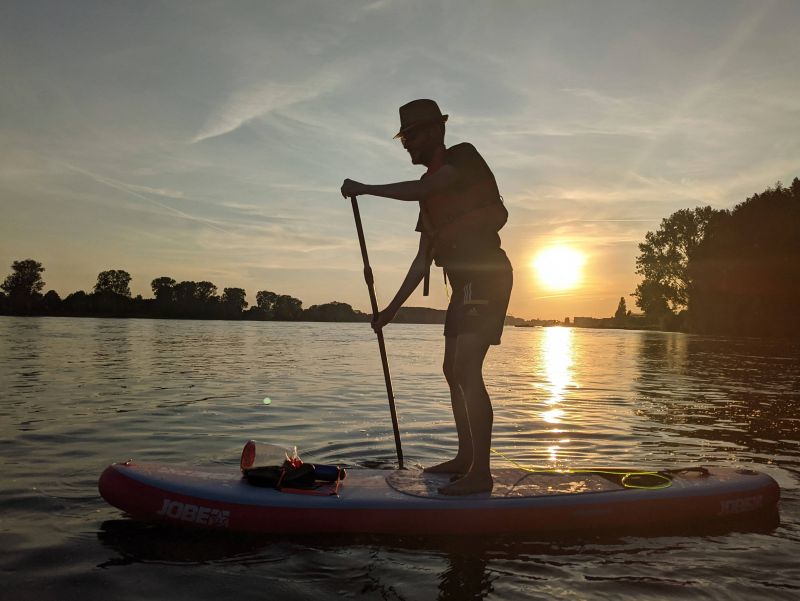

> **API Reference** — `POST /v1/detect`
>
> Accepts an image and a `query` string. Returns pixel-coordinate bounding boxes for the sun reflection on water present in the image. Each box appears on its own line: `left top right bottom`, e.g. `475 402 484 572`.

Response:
543 327 575 406
541 327 577 464
541 407 564 423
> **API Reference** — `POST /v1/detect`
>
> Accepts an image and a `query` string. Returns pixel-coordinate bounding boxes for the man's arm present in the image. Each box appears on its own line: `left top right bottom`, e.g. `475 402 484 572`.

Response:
341 165 460 201
372 234 433 330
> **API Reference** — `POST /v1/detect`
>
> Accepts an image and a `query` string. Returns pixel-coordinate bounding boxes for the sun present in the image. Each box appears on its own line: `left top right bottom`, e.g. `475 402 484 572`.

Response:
532 247 586 291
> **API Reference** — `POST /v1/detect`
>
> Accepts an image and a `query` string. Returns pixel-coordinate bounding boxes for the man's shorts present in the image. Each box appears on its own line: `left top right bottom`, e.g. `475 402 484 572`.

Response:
444 266 513 345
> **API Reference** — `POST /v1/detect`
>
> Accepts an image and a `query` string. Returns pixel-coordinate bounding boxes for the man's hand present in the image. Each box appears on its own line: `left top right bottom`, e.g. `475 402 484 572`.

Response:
341 179 366 198
371 306 398 332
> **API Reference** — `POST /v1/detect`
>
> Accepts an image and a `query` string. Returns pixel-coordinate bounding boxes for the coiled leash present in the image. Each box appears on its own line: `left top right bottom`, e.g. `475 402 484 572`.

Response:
490 448 677 490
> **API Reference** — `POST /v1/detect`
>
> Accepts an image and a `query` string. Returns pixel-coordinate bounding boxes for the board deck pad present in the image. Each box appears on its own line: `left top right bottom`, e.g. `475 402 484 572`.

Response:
386 468 624 499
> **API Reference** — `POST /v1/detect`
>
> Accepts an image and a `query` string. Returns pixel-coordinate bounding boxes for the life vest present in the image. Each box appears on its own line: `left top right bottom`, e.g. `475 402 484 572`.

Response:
421 180 507 240
419 144 508 294
420 147 507 239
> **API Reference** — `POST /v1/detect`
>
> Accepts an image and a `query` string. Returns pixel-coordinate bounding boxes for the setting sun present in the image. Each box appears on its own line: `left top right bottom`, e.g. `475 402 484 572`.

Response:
532 247 586 291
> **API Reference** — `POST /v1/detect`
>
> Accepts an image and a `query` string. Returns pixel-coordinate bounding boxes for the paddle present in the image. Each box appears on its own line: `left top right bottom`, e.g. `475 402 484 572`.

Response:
349 195 404 469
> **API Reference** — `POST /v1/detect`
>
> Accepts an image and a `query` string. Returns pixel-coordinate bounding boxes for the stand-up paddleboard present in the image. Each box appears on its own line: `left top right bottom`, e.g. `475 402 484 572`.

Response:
99 461 779 535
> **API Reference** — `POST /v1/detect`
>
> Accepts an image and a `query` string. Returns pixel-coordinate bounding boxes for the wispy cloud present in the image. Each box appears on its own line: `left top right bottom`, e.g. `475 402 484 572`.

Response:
58 161 233 234
362 0 393 12
191 69 352 144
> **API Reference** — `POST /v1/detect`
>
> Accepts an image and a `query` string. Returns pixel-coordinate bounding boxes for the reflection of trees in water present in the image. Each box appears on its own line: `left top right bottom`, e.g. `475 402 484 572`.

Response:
2 318 46 431
91 319 133 369
2 316 43 366
633 333 800 465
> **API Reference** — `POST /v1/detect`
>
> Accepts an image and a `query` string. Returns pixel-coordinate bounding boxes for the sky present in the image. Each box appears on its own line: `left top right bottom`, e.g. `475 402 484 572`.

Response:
1 0 799 320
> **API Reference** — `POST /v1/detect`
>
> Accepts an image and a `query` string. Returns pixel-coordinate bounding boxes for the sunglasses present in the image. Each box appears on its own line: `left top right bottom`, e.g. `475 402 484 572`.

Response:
399 127 429 145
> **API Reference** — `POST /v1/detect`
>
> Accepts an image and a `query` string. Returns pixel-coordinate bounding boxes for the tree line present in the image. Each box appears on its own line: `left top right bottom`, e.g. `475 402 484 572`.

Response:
4 177 796 337
0 265 368 322
632 177 799 338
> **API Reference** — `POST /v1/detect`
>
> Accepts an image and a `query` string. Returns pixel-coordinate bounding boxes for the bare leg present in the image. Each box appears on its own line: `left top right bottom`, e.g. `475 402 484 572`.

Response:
438 333 493 495
424 336 474 474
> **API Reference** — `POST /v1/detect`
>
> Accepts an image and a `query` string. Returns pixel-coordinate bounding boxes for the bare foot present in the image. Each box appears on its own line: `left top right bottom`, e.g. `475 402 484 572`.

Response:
423 458 471 474
437 472 493 496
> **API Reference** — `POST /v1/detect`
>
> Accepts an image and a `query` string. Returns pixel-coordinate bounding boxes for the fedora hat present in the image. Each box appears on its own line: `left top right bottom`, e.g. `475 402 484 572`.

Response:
393 99 448 138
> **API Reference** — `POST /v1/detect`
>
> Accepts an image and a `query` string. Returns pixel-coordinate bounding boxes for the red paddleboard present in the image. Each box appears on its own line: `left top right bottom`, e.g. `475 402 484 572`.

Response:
99 462 779 535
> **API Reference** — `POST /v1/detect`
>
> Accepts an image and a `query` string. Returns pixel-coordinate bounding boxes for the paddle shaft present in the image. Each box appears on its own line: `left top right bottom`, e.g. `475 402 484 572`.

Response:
349 196 404 469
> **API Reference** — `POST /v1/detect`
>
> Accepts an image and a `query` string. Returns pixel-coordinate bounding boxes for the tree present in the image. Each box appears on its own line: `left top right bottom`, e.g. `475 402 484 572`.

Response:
256 290 279 318
221 287 247 317
62 290 90 314
1 259 45 312
173 280 218 317
42 290 62 313
690 179 800 337
1 259 46 297
273 294 303 320
634 206 719 315
195 281 218 304
151 277 176 302
94 269 132 297
174 281 198 307
634 280 671 317
304 301 364 322
614 297 627 320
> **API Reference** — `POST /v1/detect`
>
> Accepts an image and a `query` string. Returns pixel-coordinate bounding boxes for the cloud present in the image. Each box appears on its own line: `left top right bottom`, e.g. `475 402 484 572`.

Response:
57 161 234 234
191 70 351 144
361 0 393 12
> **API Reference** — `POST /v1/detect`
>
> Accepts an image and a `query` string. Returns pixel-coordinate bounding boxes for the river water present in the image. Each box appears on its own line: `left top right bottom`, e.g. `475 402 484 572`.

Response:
1 316 798 600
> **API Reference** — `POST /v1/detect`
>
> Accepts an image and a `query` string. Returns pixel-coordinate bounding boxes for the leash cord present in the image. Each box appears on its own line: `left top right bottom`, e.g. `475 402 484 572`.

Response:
490 448 674 490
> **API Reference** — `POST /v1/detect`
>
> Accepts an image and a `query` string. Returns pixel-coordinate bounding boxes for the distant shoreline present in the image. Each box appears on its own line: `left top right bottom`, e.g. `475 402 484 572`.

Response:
5 314 798 340
0 313 676 336
0 309 542 326
0 303 555 327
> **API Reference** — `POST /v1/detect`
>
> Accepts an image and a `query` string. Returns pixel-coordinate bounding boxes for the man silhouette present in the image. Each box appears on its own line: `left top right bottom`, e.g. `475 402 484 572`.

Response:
341 99 512 495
